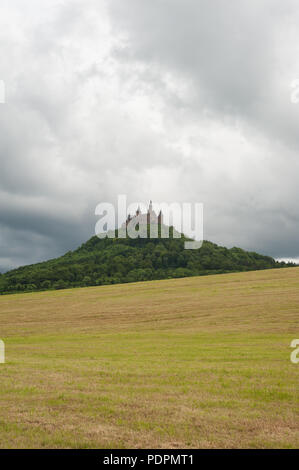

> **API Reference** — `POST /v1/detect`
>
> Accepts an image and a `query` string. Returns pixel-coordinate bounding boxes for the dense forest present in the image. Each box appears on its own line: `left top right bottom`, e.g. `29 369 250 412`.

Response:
0 227 295 294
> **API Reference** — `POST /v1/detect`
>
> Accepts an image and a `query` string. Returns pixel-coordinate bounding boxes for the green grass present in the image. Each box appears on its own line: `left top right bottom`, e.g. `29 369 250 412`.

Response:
0 267 298 448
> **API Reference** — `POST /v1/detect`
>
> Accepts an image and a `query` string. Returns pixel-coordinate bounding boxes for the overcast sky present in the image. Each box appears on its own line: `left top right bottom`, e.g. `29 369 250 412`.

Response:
1 0 299 271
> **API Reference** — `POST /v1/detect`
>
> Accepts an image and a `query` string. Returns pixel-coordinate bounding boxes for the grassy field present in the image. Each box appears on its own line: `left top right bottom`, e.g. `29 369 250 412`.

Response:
0 267 298 448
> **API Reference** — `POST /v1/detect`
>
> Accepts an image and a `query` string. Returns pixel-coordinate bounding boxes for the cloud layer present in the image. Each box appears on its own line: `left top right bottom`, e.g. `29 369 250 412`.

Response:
1 0 299 271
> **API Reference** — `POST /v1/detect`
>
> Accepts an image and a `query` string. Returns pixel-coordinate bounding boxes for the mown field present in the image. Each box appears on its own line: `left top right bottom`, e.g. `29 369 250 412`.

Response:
0 267 298 448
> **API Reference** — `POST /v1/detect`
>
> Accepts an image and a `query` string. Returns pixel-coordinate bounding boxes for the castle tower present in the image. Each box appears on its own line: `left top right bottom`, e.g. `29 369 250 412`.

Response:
126 213 132 226
123 200 163 228
158 210 163 225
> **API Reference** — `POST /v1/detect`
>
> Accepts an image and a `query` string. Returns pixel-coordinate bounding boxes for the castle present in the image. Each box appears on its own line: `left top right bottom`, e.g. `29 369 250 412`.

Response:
122 201 163 227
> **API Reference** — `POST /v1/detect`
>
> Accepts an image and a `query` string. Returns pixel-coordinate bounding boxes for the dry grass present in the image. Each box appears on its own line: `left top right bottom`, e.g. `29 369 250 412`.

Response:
0 267 298 448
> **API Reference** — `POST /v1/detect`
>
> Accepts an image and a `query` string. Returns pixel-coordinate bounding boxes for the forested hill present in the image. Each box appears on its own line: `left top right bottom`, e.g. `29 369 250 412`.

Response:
0 228 294 294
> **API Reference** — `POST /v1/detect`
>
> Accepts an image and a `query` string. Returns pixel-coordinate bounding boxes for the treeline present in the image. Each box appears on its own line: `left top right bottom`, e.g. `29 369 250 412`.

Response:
0 229 295 294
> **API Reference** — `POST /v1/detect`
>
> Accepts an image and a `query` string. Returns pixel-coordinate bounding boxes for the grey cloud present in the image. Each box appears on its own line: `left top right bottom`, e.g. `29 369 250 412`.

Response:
1 0 299 271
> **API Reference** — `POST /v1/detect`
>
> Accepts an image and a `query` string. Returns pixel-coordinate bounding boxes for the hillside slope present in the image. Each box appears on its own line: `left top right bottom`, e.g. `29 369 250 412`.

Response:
0 228 294 294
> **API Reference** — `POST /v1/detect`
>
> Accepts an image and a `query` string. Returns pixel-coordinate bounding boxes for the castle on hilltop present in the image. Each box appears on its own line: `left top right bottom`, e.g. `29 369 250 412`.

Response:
122 201 163 227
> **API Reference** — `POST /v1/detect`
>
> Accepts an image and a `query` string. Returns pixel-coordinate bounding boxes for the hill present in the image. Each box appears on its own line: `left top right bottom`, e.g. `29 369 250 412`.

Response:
0 227 294 294
0 267 298 448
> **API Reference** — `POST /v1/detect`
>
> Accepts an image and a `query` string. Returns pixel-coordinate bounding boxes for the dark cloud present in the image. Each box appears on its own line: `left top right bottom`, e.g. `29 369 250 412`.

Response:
1 0 299 271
